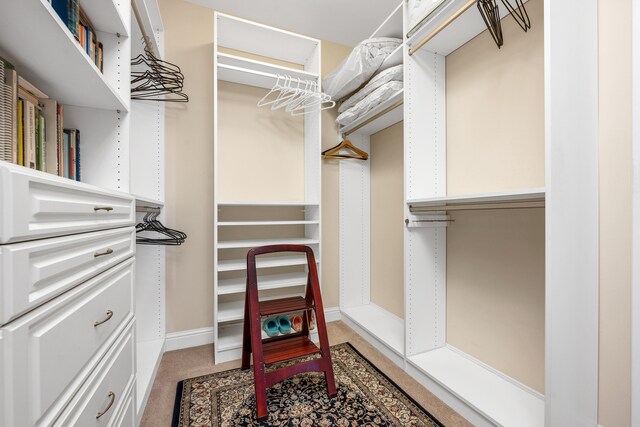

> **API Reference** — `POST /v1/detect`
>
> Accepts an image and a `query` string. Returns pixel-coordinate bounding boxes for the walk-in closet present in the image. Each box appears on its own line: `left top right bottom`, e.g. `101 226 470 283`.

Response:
0 0 635 426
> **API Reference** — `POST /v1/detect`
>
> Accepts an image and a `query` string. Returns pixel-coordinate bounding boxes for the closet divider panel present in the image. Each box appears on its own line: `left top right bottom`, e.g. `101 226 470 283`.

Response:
339 135 370 309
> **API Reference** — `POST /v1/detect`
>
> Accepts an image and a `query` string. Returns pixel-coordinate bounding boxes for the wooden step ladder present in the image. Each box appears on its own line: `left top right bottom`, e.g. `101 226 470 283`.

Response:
241 244 337 421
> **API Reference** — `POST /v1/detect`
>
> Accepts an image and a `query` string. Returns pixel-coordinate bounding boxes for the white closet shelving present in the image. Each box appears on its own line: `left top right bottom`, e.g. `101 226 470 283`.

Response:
213 13 322 364
338 0 599 425
130 0 166 419
1 0 168 424
338 2 406 369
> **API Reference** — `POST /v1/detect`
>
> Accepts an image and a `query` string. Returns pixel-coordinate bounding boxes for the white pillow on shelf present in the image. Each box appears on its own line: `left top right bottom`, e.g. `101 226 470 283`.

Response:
336 81 404 127
338 65 403 114
322 37 402 102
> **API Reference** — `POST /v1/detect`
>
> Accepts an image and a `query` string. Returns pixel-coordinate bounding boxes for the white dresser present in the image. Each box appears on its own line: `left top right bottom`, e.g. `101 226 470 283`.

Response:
0 162 137 427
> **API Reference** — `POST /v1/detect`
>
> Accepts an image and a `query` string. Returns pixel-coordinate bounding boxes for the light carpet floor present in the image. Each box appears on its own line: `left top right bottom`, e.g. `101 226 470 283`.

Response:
140 321 472 426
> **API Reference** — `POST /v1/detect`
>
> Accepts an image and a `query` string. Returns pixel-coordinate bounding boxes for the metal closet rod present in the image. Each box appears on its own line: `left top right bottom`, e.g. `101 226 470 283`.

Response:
409 199 545 213
408 0 476 56
131 0 156 56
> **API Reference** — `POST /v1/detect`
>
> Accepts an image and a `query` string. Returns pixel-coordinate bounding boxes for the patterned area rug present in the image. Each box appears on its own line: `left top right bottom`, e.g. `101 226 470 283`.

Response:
172 342 444 426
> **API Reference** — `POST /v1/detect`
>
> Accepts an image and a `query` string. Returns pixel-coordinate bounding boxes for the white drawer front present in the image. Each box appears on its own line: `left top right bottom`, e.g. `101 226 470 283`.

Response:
2 258 134 426
0 163 134 244
54 322 135 427
112 384 136 427
0 227 135 325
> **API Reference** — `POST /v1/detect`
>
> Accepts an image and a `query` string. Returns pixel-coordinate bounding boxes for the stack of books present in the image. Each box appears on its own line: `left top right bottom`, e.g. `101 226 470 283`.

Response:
0 57 81 181
51 0 104 73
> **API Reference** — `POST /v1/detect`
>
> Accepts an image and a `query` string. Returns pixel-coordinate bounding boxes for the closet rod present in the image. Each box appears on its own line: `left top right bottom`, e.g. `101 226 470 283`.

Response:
131 0 156 56
136 206 162 213
343 99 404 137
409 200 545 213
408 0 476 56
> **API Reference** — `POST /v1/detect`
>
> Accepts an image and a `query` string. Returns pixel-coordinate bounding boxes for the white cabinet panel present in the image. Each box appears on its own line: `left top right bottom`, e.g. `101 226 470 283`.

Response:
54 322 135 427
0 227 135 325
1 258 134 426
0 162 135 244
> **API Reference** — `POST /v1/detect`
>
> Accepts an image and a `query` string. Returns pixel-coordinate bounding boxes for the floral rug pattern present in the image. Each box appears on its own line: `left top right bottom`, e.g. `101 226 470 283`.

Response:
172 343 443 427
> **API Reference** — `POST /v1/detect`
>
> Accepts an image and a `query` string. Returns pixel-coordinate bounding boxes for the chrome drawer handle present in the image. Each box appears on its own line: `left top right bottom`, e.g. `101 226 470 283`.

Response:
94 206 114 212
94 248 114 258
94 310 113 327
96 391 116 419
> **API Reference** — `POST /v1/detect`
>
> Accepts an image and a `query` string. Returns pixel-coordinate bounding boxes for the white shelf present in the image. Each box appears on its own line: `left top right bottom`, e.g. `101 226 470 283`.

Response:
341 304 404 356
218 201 320 207
407 188 546 207
0 0 128 111
134 194 165 209
406 0 531 56
218 220 318 226
81 0 128 36
216 12 320 66
339 89 404 136
379 44 404 71
408 347 544 427
217 237 319 249
218 272 308 295
218 291 305 323
136 339 165 414
218 254 318 272
218 52 318 83
370 2 404 39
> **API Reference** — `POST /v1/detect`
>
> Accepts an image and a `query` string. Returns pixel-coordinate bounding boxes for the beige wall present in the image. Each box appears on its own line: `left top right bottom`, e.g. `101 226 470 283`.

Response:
598 0 633 424
160 0 351 332
370 122 404 318
446 0 544 195
444 0 545 392
446 209 545 393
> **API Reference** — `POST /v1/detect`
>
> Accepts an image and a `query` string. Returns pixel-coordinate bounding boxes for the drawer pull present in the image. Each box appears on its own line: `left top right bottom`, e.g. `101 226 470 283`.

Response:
94 206 114 212
94 248 114 258
96 391 116 419
94 310 113 327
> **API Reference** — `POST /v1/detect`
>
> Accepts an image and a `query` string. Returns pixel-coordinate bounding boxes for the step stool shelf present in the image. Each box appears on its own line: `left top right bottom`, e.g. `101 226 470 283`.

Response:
260 296 313 316
263 335 320 364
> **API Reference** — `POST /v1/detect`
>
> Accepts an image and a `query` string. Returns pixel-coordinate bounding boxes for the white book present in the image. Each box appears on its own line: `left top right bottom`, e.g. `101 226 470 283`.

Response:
24 99 36 169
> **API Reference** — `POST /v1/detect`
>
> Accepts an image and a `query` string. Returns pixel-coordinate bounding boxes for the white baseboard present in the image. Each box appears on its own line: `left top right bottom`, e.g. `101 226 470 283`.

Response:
165 307 342 352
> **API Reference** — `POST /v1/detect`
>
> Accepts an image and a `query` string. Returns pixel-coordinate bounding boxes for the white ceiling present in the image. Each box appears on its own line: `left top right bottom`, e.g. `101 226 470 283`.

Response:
185 0 402 47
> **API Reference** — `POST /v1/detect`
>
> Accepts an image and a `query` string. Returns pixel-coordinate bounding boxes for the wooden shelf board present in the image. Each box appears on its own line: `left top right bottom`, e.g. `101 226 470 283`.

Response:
218 201 320 207
339 89 404 136
217 292 305 323
341 304 404 355
0 0 128 111
217 237 319 249
407 188 546 207
218 255 319 272
408 346 544 427
81 0 128 36
218 220 318 226
218 272 308 295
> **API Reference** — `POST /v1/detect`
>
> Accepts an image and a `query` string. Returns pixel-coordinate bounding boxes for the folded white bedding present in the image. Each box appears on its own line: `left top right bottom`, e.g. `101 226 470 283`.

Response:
338 65 403 114
322 37 402 102
407 0 448 37
336 81 404 127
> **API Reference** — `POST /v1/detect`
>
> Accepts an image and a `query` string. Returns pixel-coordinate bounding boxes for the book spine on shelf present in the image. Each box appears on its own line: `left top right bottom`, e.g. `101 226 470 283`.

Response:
75 129 81 181
62 129 70 178
8 67 18 164
57 104 64 176
24 99 36 169
37 112 45 171
69 129 76 181
41 99 59 175
17 98 23 166
0 59 13 163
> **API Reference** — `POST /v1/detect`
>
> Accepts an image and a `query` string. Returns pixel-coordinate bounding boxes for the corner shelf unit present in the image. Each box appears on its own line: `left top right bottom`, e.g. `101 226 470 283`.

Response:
339 0 599 425
213 13 322 364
